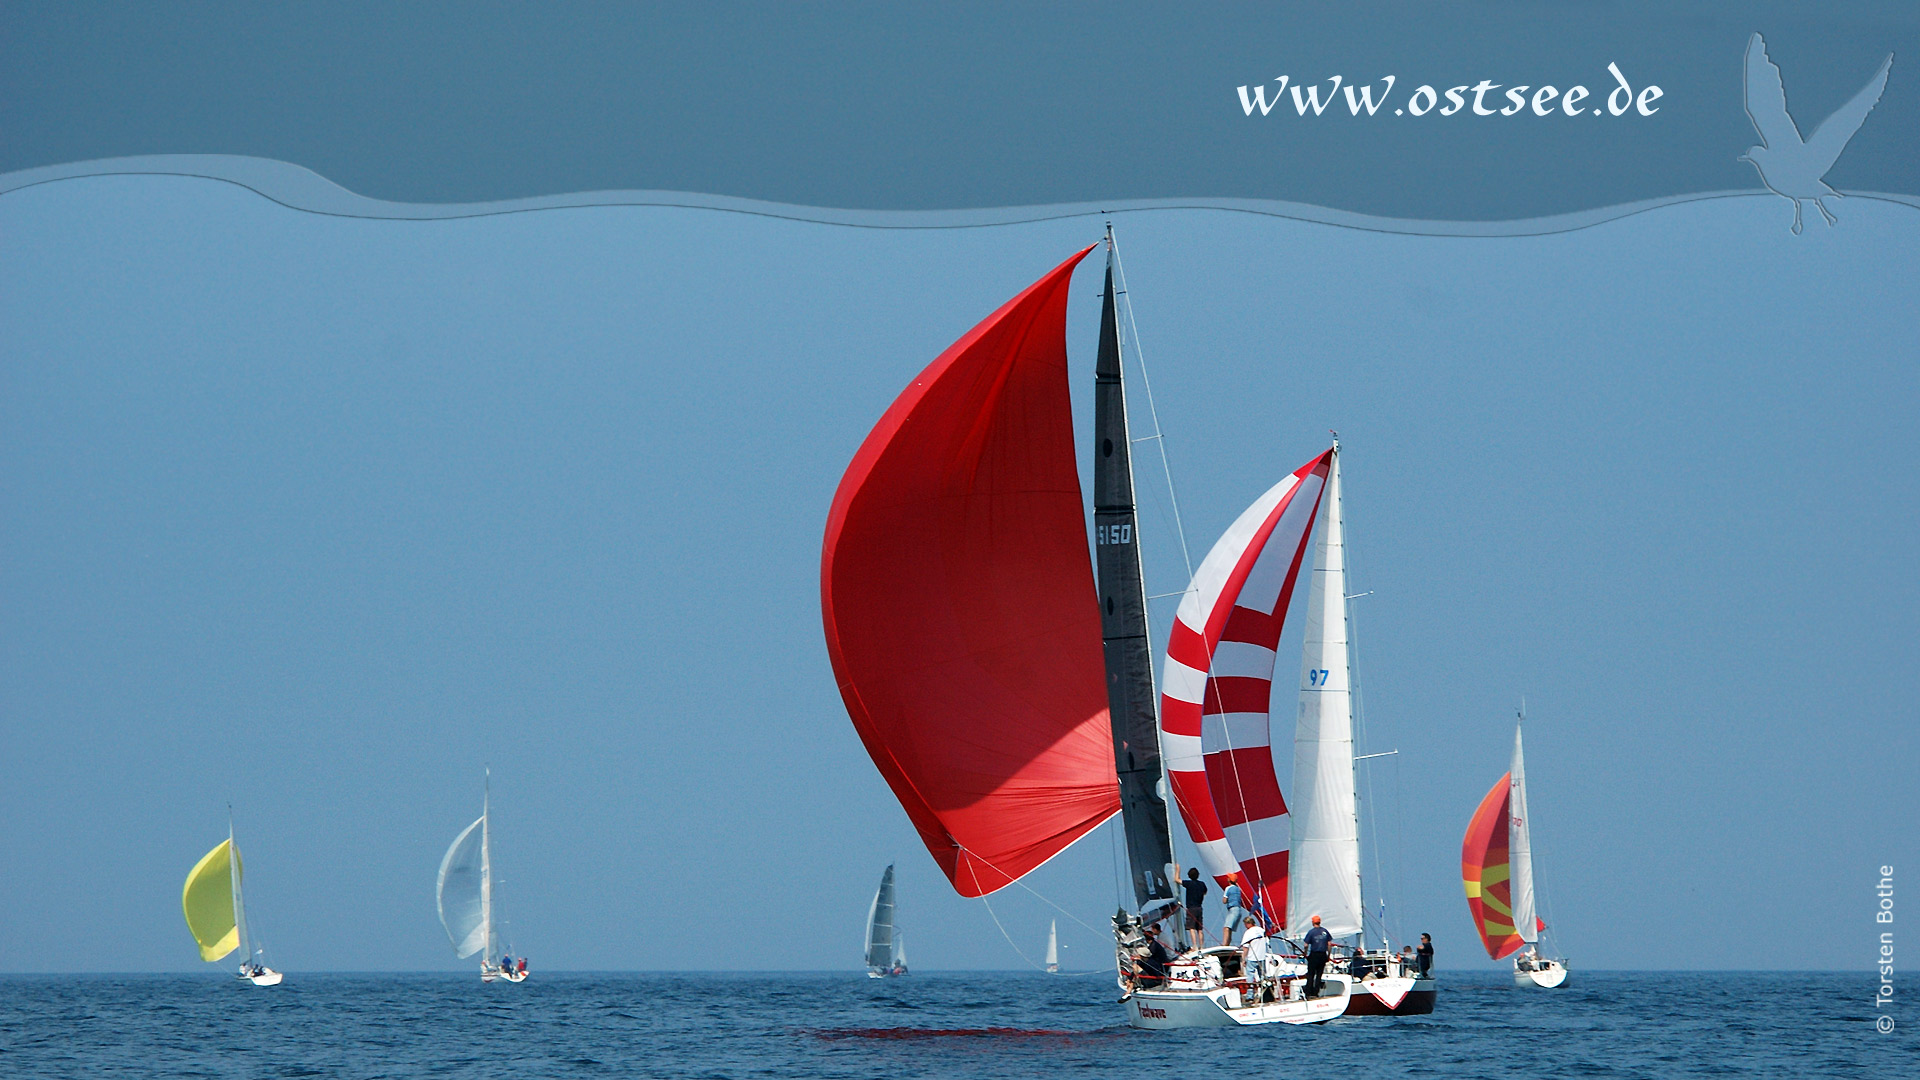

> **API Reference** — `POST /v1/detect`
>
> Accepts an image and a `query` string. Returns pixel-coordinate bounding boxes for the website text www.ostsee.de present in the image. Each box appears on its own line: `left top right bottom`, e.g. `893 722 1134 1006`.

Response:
1237 63 1662 118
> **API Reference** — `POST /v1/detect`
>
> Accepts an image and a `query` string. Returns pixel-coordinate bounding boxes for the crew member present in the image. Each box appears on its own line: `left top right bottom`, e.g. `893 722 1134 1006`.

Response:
1140 923 1174 986
1302 915 1332 997
1219 878 1247 947
1180 868 1208 951
1238 916 1273 998
1416 933 1434 977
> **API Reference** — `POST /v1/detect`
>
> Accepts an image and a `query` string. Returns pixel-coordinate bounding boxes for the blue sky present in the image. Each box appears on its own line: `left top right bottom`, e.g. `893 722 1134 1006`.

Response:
1 175 1914 972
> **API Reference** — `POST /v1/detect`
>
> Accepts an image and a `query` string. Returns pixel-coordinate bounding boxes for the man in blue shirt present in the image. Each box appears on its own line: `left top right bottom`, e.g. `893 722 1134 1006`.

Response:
1302 915 1332 997
1219 879 1247 946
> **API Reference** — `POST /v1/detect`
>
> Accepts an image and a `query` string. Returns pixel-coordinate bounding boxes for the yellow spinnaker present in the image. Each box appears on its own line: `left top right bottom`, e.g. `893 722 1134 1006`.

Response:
182 839 240 962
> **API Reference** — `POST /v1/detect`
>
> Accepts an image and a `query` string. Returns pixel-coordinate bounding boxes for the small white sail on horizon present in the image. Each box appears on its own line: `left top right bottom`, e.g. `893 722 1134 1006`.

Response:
437 771 526 982
1045 919 1059 974
865 864 905 976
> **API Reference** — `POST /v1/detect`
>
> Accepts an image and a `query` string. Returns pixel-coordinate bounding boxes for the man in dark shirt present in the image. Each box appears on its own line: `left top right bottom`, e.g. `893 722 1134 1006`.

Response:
1140 923 1174 986
1416 933 1434 977
1302 915 1333 997
1180 868 1208 951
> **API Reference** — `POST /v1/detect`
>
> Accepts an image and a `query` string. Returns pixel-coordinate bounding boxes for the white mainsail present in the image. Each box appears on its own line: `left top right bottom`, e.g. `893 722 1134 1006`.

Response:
1510 722 1538 945
865 864 895 971
1287 446 1364 938
229 826 253 966
1046 919 1059 972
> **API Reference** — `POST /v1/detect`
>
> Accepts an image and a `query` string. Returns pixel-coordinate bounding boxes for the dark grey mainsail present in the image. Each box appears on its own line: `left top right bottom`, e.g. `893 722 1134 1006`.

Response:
864 864 895 972
1093 235 1176 908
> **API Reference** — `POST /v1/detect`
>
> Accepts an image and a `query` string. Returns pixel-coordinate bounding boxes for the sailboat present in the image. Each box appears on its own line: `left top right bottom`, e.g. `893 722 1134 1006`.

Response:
821 233 1352 1028
1146 439 1434 1020
865 864 908 977
1464 712 1570 988
437 771 528 983
1046 920 1059 974
182 812 282 985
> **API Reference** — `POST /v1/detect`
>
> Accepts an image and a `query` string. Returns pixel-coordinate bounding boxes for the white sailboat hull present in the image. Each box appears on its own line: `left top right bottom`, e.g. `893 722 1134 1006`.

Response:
239 968 282 986
1125 975 1352 1028
483 964 528 983
1514 957 1570 988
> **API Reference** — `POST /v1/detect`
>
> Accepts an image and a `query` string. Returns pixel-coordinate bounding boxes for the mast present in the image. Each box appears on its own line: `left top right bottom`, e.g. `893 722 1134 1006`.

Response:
481 768 493 966
228 807 251 966
1510 713 1538 946
1094 227 1176 908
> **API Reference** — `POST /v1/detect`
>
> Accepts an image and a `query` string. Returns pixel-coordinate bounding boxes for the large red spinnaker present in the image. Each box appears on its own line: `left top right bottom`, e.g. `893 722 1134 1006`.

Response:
821 248 1119 898
1462 771 1526 959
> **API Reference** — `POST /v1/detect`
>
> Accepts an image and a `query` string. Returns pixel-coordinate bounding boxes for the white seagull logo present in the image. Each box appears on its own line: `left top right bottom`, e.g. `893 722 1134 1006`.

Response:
1740 33 1894 233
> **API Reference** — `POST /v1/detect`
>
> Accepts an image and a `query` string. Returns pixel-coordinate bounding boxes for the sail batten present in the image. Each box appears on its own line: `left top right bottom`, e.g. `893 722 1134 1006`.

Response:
822 248 1121 897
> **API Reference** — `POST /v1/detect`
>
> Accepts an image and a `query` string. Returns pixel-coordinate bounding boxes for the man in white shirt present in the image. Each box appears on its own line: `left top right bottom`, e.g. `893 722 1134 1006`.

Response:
1238 916 1273 997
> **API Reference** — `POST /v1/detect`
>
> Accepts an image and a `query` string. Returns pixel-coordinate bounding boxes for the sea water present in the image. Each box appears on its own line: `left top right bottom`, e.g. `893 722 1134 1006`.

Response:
0 971 1902 1078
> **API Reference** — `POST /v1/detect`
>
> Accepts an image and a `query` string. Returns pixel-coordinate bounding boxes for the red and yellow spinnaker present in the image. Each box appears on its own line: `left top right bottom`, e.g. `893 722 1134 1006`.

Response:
1462 771 1526 960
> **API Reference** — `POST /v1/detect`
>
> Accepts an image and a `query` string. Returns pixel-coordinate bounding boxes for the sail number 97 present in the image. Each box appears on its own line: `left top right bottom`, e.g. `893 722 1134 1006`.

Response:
1096 524 1133 546
1307 669 1331 686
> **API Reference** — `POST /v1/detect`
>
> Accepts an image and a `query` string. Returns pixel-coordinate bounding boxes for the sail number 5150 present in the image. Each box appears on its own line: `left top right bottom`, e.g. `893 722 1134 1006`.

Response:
1096 524 1133 545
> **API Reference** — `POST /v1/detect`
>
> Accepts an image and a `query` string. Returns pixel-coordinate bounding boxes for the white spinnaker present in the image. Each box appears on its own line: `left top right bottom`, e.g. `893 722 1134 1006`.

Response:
1287 448 1363 937
437 816 488 959
1510 724 1538 945
865 865 895 969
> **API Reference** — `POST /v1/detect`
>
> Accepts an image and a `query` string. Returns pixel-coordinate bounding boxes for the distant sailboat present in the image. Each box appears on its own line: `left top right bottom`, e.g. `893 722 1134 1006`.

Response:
182 811 281 985
1463 712 1570 988
865 864 907 977
1045 920 1059 974
438 771 528 983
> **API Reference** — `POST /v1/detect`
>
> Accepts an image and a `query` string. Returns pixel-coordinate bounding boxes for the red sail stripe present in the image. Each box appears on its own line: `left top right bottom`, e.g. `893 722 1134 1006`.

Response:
821 247 1119 898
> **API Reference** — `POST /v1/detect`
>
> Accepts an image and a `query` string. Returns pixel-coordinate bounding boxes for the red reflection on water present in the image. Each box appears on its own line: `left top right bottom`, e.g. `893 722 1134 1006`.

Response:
809 1027 1094 1041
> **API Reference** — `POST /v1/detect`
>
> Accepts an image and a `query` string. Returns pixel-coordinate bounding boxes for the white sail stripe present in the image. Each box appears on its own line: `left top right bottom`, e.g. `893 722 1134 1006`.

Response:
1193 837 1241 880
1200 710 1274 752
1209 639 1278 678
1162 733 1204 768
1223 812 1291 861
1161 656 1209 705
1231 472 1326 616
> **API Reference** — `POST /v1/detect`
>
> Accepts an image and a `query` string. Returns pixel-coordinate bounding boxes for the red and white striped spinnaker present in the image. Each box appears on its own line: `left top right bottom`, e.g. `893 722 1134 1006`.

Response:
1159 450 1332 918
